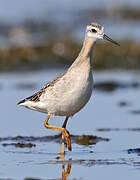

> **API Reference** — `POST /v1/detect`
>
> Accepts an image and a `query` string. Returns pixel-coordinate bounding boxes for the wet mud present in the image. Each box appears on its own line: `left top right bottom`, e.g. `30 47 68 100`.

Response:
94 81 140 92
0 134 109 148
96 128 140 132
127 148 140 155
2 142 36 148
130 110 140 115
118 101 131 107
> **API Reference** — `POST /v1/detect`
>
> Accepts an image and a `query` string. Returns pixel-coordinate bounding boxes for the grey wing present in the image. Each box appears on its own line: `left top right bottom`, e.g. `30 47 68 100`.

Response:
17 88 45 105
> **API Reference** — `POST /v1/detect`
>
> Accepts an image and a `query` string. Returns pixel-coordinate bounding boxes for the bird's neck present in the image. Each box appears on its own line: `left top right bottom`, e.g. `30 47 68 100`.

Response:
79 36 96 58
69 36 96 70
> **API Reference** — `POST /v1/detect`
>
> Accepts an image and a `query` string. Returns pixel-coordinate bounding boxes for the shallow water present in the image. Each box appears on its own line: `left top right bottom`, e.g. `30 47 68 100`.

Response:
1 69 140 179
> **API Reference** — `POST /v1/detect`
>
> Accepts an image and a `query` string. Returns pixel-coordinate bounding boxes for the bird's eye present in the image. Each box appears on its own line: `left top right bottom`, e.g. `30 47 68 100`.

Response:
91 29 97 33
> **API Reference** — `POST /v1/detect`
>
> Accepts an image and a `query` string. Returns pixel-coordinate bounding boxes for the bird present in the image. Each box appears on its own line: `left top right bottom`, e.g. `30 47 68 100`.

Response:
18 22 120 155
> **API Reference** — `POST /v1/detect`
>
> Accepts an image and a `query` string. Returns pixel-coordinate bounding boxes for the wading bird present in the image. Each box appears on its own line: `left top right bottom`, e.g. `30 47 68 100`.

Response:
18 22 120 155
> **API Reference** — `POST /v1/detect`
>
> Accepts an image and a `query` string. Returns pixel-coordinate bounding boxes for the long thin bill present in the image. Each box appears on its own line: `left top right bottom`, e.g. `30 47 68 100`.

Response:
103 34 120 46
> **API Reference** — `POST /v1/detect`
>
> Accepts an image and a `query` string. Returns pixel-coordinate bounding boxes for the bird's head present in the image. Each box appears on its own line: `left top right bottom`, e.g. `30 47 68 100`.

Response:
86 22 120 46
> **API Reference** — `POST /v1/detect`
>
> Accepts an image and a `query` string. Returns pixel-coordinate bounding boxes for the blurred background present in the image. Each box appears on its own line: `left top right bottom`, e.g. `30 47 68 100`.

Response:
1 1 140 179
0 0 140 71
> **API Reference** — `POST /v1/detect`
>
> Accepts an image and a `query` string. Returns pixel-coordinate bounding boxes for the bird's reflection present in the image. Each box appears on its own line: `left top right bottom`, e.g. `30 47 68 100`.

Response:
61 159 71 180
56 156 71 180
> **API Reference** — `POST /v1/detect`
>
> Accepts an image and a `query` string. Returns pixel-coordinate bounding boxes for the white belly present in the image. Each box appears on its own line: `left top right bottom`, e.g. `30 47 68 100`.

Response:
59 76 93 116
41 65 94 116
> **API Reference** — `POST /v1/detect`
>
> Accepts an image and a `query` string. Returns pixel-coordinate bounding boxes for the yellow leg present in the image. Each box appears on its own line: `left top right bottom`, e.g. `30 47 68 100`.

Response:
61 116 70 155
58 133 65 157
44 115 71 154
61 116 69 155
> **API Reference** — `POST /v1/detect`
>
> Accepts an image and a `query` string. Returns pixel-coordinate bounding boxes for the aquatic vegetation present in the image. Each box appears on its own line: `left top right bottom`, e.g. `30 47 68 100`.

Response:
0 40 140 71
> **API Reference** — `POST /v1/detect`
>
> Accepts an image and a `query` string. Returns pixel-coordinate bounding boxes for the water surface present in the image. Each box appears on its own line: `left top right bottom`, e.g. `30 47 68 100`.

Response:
1 69 140 179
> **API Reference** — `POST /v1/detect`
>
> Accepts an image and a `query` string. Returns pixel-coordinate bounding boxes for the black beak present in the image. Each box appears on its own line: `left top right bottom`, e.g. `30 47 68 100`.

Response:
103 34 120 46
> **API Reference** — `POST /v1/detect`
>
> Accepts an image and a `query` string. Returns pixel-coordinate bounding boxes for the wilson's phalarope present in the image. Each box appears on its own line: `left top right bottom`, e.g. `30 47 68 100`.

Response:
18 22 120 155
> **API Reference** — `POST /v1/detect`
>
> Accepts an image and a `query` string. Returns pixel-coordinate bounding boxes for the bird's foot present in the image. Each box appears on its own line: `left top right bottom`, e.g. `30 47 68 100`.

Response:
62 129 72 151
57 151 65 155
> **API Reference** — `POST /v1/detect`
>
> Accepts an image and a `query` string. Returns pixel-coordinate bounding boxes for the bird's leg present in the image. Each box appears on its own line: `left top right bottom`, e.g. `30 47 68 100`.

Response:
44 115 71 154
59 133 65 157
61 116 71 155
62 116 69 128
